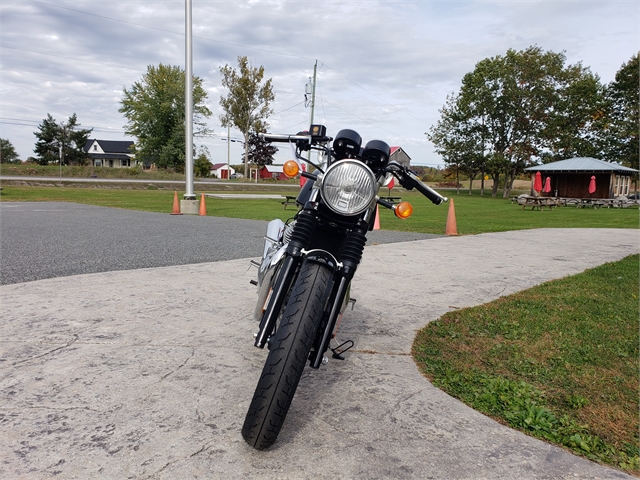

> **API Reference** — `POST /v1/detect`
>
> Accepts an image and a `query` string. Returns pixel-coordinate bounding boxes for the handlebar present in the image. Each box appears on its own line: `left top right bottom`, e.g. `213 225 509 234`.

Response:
387 162 448 205
259 133 312 144
407 172 448 205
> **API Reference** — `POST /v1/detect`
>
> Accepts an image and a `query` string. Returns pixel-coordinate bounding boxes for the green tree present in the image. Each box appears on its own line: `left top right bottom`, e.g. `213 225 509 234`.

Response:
605 54 639 170
33 113 92 166
194 146 212 177
219 56 275 179
119 64 212 172
0 138 20 164
428 46 605 198
428 94 486 194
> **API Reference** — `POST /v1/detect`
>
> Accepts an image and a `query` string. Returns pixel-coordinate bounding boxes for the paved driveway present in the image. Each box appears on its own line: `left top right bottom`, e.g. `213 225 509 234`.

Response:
0 203 637 479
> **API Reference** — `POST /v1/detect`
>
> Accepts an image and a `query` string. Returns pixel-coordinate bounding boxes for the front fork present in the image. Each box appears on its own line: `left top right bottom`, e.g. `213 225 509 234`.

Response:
308 228 366 368
254 209 318 348
254 207 368 370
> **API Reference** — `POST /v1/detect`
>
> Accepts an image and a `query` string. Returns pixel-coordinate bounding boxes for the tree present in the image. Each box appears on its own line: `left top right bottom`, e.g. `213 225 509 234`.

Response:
119 64 212 172
428 46 605 198
194 146 212 177
605 54 639 171
246 132 278 170
0 138 20 163
428 94 486 194
33 113 92 166
219 56 275 179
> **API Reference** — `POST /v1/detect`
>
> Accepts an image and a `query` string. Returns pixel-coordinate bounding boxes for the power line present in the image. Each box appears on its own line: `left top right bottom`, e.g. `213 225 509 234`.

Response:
319 62 430 127
1 46 143 72
273 101 305 116
0 118 126 135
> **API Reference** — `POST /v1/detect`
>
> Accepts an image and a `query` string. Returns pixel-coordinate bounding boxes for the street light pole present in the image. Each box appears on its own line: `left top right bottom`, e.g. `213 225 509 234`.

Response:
184 0 195 200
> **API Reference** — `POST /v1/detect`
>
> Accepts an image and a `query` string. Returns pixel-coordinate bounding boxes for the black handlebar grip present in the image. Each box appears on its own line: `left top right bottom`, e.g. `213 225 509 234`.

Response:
409 172 448 205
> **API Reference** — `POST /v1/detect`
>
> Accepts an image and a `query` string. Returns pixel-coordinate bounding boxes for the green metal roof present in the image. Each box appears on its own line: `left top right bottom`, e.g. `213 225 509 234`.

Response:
525 157 638 173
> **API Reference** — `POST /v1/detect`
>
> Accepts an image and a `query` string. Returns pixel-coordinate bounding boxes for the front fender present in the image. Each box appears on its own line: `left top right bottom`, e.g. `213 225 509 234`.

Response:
303 249 340 272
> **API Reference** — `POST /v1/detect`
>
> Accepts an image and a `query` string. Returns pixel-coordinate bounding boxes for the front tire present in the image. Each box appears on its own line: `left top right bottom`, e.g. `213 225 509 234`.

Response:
242 260 333 450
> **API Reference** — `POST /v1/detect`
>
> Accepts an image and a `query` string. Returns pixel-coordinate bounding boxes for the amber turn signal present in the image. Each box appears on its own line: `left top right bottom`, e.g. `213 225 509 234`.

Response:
283 160 300 178
394 201 413 219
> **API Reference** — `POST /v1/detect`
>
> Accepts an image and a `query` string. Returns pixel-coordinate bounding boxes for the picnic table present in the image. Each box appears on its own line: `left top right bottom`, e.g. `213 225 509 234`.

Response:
282 195 298 210
515 195 559 211
380 196 402 203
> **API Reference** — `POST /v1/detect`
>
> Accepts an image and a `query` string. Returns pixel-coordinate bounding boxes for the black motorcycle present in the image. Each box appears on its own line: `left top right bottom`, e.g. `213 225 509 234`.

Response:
242 125 447 449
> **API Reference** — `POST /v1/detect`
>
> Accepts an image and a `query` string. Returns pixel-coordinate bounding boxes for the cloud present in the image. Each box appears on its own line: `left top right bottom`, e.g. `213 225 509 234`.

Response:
0 0 637 165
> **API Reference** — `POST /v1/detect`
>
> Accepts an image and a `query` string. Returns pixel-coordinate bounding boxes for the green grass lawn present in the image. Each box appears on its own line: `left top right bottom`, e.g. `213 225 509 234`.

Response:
413 255 639 474
1 185 638 234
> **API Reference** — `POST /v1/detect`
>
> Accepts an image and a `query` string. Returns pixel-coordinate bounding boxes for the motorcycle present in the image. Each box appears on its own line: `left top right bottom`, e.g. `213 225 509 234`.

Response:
242 124 447 450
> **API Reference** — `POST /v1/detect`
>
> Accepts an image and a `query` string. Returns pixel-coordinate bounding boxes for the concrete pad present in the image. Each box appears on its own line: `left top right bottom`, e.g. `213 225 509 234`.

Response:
205 194 286 199
1 228 637 479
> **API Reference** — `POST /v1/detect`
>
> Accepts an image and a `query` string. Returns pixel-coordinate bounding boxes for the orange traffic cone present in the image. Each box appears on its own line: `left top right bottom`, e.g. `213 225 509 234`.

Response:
445 198 458 236
199 193 207 216
170 191 182 215
373 205 381 230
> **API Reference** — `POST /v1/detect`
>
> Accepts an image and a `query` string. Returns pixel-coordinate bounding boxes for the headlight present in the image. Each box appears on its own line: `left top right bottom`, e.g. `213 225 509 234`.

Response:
320 160 377 215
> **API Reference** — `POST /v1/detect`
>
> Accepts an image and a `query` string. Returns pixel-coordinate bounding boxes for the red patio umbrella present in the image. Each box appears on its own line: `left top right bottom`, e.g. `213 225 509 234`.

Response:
533 171 542 193
588 175 596 194
543 176 551 193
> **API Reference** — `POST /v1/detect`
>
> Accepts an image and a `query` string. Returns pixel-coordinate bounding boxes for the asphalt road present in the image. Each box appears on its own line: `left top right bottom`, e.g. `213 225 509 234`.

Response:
0 202 440 285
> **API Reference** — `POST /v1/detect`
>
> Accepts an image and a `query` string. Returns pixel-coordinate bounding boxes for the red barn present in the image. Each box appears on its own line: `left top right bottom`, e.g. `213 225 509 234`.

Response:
259 165 287 180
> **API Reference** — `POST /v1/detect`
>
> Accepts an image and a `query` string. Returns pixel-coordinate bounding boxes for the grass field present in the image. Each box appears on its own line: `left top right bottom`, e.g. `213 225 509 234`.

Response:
1 185 638 234
413 255 639 474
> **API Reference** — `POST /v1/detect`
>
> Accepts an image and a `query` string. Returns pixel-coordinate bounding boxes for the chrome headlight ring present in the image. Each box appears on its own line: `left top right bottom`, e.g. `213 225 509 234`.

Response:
320 159 377 215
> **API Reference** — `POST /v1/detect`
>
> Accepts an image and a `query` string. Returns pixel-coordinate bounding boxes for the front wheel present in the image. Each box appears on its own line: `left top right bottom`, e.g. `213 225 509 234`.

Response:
242 260 333 450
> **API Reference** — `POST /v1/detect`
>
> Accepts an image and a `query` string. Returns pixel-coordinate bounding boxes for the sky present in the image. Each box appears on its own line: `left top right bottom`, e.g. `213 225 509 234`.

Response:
1 0 638 168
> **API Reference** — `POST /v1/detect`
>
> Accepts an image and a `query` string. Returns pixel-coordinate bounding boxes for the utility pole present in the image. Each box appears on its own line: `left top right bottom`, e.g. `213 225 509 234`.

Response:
227 125 230 180
308 60 317 129
305 60 317 164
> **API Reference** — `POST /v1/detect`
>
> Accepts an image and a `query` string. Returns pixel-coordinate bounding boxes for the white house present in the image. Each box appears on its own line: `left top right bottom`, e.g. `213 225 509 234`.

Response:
210 163 236 179
84 139 136 168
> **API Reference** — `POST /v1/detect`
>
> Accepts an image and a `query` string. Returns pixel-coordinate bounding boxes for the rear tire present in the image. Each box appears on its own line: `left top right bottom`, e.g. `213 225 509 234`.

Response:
242 260 332 450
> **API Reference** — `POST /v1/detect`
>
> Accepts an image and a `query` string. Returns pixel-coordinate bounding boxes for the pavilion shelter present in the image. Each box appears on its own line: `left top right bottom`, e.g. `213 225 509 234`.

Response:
524 157 638 199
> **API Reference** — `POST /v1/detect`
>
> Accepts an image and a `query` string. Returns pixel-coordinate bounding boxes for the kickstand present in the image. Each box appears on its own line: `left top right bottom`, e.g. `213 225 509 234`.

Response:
330 339 354 360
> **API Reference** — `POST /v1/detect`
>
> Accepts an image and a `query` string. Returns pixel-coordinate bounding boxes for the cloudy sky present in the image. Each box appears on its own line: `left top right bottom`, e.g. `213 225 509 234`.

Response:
1 1 638 167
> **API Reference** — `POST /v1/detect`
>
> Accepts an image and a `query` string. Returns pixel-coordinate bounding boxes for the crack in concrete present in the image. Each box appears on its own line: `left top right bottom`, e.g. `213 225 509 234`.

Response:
142 442 212 479
158 348 195 382
1 405 102 413
11 334 79 366
353 349 411 356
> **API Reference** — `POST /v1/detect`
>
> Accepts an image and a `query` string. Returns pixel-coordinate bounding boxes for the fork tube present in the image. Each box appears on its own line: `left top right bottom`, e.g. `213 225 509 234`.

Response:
311 276 349 368
254 255 298 348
